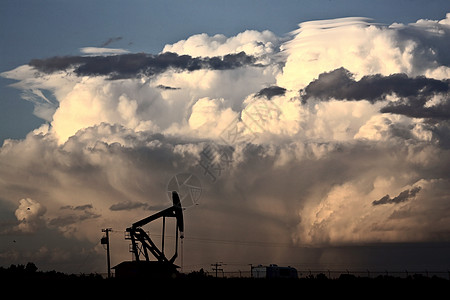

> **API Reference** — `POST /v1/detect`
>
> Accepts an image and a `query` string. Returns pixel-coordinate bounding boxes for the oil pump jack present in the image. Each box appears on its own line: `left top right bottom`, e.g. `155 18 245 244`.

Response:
113 191 185 278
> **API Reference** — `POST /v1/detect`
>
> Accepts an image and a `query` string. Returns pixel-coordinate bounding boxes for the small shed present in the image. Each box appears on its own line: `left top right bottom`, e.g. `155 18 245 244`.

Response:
252 264 298 279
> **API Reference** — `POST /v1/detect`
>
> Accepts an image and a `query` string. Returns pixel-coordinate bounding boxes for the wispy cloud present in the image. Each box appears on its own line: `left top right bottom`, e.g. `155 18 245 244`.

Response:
80 47 130 56
100 36 123 47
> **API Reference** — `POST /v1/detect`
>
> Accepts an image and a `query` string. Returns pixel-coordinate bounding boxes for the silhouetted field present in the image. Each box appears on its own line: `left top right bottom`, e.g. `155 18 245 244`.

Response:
2 263 448 298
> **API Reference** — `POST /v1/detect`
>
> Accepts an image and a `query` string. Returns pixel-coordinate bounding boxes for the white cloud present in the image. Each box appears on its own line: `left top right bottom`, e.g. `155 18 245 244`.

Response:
277 15 450 91
162 30 280 58
188 97 237 138
80 47 130 56
14 198 46 233
50 77 163 143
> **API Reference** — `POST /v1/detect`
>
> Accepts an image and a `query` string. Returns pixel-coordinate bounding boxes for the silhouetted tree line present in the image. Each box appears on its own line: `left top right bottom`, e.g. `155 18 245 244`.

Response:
0 262 103 281
1 263 448 283
1 261 448 294
0 263 447 297
306 272 448 282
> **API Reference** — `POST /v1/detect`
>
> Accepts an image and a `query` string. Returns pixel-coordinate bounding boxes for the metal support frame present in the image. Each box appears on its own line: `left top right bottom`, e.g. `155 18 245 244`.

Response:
125 191 184 265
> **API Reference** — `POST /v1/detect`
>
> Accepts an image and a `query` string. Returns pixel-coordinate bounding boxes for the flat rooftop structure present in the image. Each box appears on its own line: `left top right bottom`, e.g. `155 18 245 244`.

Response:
112 261 179 279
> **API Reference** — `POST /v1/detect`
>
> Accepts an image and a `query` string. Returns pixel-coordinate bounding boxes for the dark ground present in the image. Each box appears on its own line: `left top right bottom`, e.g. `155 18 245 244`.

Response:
1 263 448 298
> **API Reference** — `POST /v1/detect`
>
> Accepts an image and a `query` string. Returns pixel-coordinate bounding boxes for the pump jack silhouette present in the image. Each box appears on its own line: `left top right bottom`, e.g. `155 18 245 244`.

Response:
113 191 184 278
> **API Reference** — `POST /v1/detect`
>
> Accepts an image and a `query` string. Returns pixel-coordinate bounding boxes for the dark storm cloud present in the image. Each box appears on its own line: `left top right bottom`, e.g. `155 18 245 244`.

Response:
302 67 449 103
48 203 100 227
28 51 259 79
60 204 93 211
301 67 450 120
29 56 85 74
380 98 450 120
109 200 168 211
431 120 450 149
48 210 100 227
156 84 181 90
255 86 286 99
372 186 422 206
109 200 147 211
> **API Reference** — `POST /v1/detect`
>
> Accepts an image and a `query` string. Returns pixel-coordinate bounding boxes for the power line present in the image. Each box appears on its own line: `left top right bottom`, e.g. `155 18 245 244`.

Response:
211 262 224 278
144 231 299 249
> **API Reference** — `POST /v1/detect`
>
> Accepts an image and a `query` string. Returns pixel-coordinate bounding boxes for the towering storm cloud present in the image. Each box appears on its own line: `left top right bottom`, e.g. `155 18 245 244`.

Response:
1 15 450 272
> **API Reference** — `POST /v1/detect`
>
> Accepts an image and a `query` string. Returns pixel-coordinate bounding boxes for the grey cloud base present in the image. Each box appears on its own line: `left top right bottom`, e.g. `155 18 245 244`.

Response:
29 51 260 79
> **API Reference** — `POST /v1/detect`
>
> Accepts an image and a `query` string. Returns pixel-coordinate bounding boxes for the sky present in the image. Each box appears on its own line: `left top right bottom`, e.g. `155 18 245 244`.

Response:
1 0 450 275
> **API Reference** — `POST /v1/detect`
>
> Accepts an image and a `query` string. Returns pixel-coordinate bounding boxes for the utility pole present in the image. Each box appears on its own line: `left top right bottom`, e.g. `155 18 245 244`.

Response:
211 262 224 278
101 228 112 278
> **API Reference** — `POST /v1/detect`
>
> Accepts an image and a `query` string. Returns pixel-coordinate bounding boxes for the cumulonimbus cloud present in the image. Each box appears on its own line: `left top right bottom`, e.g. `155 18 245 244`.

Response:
1 14 450 272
